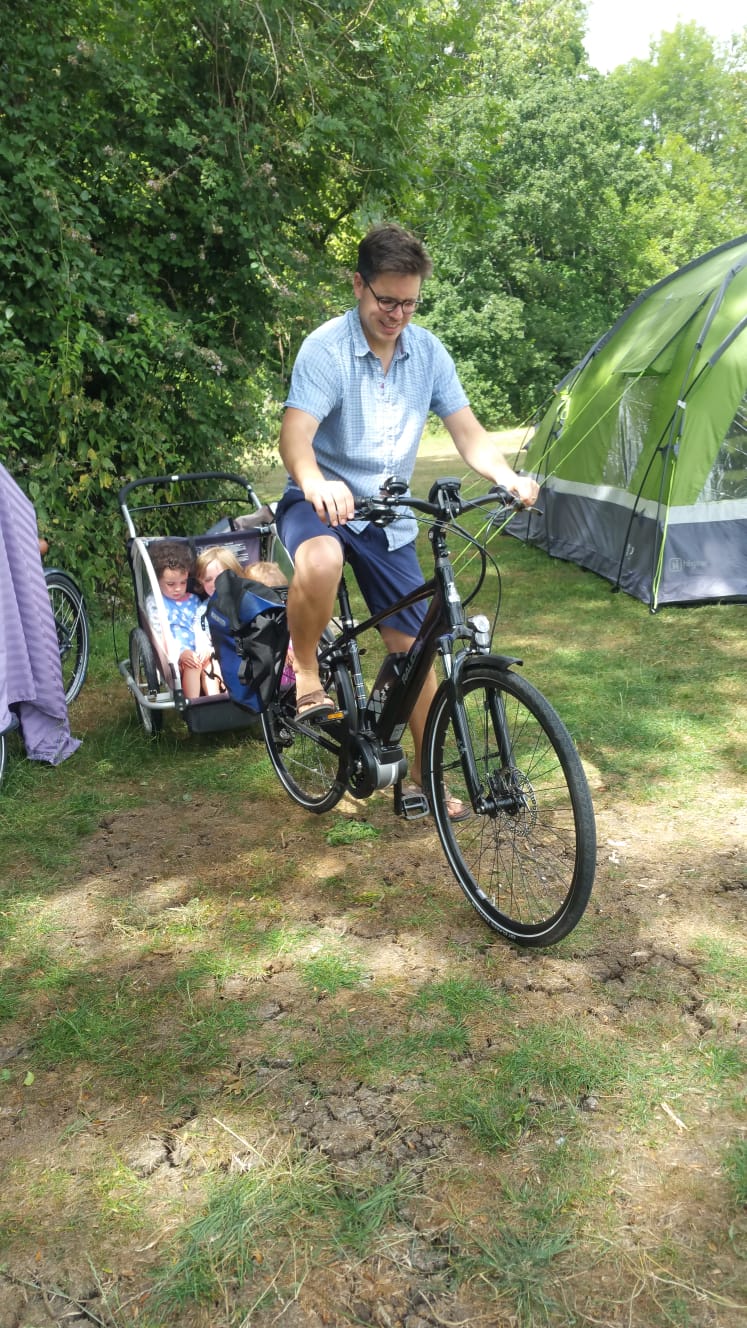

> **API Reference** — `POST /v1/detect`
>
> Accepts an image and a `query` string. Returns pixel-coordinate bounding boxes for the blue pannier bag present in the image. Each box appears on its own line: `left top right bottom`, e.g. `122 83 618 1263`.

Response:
206 569 289 713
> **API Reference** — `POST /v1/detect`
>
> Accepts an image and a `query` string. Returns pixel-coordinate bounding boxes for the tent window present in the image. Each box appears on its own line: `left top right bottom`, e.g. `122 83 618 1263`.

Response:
603 377 657 486
697 387 747 502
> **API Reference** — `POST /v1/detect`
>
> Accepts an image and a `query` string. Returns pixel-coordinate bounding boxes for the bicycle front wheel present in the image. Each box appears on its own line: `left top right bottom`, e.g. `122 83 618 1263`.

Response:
424 660 596 947
261 656 355 813
45 570 90 704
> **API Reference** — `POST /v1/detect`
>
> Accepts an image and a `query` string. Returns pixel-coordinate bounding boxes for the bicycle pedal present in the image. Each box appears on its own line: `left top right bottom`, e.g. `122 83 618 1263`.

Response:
316 708 344 726
394 787 430 820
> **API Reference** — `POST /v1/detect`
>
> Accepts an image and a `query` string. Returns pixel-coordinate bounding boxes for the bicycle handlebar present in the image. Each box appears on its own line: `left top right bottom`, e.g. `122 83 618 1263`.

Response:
354 476 525 525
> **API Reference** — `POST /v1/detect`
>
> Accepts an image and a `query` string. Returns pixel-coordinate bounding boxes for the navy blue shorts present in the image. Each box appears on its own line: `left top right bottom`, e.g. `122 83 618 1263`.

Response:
275 489 428 638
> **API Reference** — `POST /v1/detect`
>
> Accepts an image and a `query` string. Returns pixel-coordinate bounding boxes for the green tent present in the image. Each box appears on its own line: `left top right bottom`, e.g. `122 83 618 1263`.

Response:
509 235 747 608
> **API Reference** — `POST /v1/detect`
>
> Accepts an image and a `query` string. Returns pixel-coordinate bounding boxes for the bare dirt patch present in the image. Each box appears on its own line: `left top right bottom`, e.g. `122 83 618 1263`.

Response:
2 744 746 1328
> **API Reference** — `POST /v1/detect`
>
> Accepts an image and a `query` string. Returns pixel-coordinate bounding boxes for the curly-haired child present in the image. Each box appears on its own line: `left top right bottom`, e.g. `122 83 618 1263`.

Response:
145 540 221 699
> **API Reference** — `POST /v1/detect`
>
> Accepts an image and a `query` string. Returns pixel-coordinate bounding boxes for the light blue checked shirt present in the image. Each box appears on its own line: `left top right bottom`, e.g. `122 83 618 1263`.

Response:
283 307 469 548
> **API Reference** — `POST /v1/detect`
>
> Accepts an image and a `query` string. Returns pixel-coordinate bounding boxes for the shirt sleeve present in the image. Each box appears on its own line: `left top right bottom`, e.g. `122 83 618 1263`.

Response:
429 338 469 419
284 336 342 423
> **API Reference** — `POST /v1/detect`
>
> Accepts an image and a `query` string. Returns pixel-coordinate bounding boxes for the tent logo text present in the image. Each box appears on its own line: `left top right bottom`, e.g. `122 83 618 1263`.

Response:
669 557 708 574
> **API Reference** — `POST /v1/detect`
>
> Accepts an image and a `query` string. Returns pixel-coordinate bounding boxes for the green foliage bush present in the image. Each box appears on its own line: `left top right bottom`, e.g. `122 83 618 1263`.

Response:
1 2 744 589
0 0 482 587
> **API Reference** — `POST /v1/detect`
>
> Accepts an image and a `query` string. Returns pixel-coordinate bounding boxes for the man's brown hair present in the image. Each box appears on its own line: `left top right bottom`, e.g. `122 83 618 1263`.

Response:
356 223 433 283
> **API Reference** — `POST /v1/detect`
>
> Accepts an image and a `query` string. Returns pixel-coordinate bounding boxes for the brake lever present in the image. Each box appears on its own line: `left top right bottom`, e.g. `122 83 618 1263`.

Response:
356 497 396 526
487 487 544 519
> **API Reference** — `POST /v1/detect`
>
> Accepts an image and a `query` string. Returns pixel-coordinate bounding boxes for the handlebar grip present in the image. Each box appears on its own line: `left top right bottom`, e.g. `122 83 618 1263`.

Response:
488 483 517 506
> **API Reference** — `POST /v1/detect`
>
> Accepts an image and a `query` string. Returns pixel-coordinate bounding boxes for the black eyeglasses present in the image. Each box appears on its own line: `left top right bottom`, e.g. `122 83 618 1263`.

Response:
363 279 421 315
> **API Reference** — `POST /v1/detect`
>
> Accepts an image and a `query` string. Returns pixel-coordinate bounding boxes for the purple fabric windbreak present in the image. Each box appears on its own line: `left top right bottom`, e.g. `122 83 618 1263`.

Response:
0 464 80 764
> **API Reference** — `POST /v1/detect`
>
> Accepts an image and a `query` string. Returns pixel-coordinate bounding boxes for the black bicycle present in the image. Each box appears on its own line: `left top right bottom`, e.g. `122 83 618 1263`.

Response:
261 477 596 948
44 567 89 705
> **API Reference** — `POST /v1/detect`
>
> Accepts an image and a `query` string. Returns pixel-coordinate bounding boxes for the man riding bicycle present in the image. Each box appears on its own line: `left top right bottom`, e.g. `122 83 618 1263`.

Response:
275 223 538 819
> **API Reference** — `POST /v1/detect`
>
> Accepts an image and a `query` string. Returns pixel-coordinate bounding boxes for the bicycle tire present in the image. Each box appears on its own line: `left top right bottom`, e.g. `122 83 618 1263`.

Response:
424 659 596 947
261 650 355 813
45 570 90 704
129 627 164 736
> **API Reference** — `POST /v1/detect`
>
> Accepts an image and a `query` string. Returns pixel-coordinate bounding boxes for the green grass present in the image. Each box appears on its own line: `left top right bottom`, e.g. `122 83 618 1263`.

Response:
324 817 380 846
1 495 745 1328
29 970 260 1096
408 438 745 805
722 1137 747 1207
300 951 367 995
331 1166 421 1254
453 1224 573 1326
152 1153 335 1318
412 974 511 1019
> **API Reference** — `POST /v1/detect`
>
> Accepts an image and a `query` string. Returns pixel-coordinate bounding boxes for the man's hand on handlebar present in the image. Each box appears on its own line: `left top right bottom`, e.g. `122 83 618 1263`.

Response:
490 469 539 509
303 478 356 527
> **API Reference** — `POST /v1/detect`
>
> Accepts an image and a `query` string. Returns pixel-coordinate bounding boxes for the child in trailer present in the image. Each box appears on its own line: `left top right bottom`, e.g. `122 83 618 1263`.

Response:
193 545 245 598
194 547 295 690
145 540 222 699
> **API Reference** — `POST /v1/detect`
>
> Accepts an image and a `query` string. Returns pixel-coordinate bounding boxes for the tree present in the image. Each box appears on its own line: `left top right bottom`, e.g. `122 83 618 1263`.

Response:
412 5 746 423
412 2 658 421
0 0 483 584
609 22 747 275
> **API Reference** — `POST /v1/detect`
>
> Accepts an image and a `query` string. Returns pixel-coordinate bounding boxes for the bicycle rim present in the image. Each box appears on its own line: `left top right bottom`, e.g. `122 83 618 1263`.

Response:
46 571 90 704
261 660 354 813
425 660 596 946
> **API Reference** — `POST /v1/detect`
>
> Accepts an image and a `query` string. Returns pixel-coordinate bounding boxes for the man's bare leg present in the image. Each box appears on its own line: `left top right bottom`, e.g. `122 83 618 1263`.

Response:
287 535 344 708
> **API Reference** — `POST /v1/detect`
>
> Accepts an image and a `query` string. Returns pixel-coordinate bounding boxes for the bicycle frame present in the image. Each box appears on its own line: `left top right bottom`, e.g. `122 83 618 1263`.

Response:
317 518 520 806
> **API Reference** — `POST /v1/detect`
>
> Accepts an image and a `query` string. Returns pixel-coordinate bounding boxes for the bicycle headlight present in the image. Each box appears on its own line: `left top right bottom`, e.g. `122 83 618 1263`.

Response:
468 614 491 651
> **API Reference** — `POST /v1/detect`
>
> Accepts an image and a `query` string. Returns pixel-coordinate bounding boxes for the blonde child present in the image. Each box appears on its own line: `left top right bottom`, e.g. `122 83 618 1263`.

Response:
194 546 245 597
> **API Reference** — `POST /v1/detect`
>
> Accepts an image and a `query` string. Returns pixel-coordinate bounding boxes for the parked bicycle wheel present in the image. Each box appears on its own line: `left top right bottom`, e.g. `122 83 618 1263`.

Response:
424 659 596 947
262 651 355 813
45 569 89 705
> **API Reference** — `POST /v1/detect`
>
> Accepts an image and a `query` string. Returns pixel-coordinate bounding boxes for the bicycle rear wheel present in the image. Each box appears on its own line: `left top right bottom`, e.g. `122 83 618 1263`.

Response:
261 652 355 813
45 570 90 704
424 659 596 947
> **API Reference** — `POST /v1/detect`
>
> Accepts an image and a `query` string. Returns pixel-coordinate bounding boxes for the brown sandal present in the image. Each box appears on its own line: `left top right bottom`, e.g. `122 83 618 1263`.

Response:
296 689 337 721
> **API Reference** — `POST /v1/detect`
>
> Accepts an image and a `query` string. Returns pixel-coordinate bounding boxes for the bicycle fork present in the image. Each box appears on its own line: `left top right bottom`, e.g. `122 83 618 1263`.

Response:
440 651 525 818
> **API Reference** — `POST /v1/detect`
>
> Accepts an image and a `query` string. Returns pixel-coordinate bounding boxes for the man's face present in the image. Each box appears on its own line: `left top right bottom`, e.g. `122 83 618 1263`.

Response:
353 270 421 355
